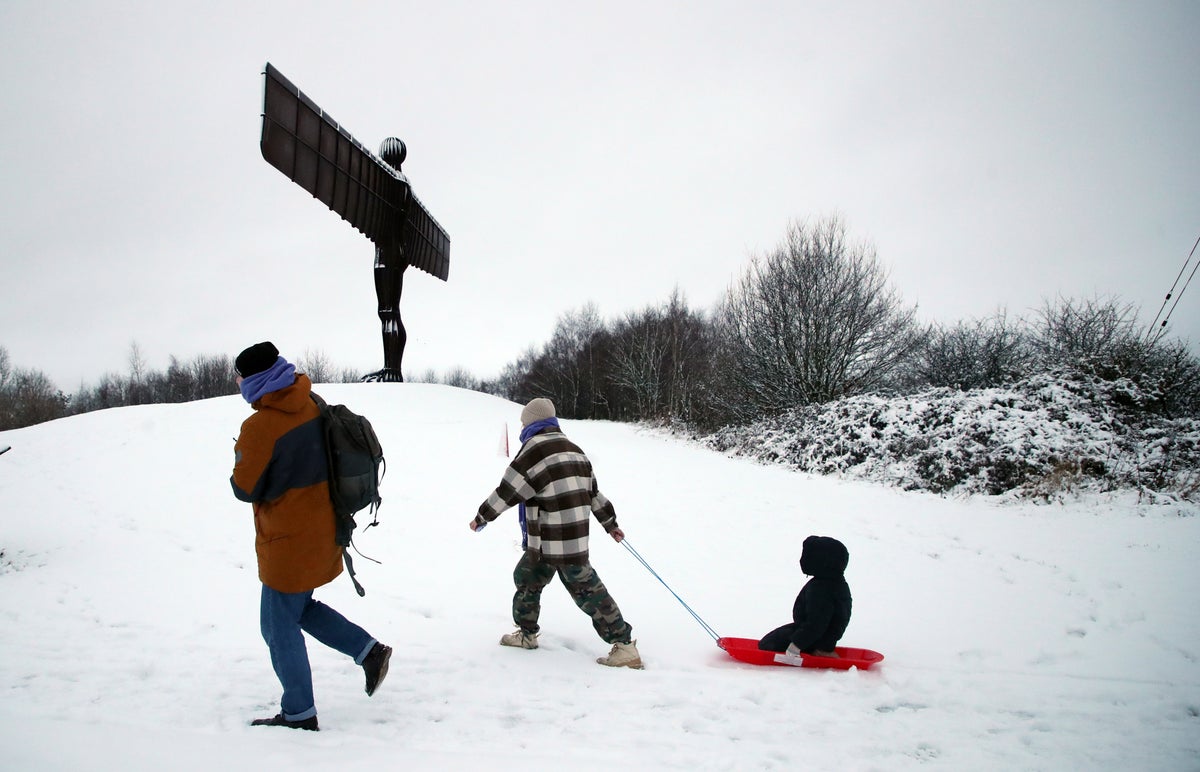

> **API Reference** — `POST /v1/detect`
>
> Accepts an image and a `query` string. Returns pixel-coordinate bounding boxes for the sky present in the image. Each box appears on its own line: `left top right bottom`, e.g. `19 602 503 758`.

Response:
1 383 1198 768
2 1 1198 390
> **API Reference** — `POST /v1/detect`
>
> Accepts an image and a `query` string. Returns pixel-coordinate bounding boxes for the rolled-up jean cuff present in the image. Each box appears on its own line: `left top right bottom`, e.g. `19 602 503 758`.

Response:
283 705 317 722
354 638 378 666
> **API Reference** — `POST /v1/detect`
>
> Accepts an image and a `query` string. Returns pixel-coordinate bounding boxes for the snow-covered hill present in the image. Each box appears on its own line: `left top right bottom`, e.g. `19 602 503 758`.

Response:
1 384 1197 769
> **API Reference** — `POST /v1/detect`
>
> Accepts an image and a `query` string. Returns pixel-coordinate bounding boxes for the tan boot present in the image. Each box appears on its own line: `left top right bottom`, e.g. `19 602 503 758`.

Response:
499 630 538 649
596 640 643 669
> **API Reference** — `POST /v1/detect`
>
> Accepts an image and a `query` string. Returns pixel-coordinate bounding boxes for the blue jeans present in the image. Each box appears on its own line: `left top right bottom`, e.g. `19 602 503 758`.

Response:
260 585 376 721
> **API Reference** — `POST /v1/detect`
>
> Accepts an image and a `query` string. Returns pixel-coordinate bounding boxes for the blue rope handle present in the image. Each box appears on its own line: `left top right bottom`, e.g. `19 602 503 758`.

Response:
621 538 720 642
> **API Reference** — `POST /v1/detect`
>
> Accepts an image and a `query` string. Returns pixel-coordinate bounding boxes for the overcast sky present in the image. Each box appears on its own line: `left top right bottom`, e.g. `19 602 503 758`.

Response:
2 1 1197 390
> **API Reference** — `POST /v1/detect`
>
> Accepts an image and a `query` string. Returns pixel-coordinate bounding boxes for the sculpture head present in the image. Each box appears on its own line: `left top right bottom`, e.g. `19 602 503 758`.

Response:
380 137 407 171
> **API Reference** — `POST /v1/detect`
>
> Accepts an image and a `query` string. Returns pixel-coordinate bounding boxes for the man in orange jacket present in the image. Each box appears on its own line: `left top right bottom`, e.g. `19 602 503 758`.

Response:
231 341 391 731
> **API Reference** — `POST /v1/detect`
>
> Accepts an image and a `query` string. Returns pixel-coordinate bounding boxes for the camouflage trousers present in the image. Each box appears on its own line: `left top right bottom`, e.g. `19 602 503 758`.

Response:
511 551 633 645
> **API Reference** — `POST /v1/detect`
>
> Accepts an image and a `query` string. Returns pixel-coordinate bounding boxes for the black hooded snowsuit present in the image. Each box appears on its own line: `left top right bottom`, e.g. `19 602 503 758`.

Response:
758 535 853 654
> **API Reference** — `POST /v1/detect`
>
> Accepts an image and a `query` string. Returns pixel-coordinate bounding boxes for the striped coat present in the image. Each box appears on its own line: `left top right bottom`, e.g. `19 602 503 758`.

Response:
474 428 618 566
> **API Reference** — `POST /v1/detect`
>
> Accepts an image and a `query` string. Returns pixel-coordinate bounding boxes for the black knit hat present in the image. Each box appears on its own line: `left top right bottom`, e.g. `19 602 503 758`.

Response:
235 341 279 378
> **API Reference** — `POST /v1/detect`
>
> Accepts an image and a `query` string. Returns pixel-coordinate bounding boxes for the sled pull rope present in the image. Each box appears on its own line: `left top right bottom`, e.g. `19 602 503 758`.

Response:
621 539 720 642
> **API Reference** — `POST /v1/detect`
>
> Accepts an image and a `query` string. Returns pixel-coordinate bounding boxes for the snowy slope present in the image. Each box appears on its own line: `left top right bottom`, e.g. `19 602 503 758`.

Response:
0 384 1197 770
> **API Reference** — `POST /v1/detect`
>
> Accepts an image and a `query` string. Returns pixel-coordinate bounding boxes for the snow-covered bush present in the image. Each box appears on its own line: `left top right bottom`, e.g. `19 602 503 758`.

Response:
695 371 1199 504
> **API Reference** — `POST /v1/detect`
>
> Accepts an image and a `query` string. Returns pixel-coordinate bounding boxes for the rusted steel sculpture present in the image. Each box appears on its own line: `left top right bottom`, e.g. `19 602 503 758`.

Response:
259 63 450 382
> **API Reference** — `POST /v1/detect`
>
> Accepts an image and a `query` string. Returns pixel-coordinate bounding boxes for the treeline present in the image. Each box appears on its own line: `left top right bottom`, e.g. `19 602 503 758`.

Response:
3 216 1197 432
0 346 363 431
494 217 1200 428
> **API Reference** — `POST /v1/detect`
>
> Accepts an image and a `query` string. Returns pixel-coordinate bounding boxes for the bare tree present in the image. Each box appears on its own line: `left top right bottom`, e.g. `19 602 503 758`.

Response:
607 289 717 422
1146 338 1200 417
442 366 481 390
192 354 237 399
0 365 67 430
407 368 440 384
128 341 146 383
298 348 334 384
1026 295 1200 416
126 341 152 405
522 304 606 418
914 310 1033 389
1033 295 1142 373
493 346 540 403
610 306 668 418
0 347 15 429
659 289 720 423
717 216 920 415
164 356 194 402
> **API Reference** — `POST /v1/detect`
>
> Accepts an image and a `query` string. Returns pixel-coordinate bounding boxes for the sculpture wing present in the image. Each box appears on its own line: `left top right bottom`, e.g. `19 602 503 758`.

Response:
260 63 449 280
403 193 451 280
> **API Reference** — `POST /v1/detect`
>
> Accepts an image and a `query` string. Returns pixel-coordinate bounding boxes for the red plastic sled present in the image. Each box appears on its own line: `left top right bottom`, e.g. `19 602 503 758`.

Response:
717 637 884 670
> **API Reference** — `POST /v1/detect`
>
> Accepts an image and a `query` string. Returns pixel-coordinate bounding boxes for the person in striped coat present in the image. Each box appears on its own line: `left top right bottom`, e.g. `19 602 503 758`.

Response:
470 398 642 669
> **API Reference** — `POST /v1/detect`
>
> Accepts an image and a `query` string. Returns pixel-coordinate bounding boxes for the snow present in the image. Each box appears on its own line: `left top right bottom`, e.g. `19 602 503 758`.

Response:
1 383 1197 770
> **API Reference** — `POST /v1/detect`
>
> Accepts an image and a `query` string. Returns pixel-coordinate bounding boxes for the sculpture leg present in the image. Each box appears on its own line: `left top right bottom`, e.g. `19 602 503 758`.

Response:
368 244 407 383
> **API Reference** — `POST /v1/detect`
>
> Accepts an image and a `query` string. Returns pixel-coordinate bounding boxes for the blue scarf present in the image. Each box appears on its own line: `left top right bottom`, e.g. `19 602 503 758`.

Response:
239 357 296 403
517 417 560 547
519 417 560 444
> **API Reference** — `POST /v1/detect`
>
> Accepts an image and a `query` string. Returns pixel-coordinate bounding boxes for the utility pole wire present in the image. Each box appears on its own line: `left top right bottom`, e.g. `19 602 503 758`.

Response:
1154 254 1200 346
1146 233 1199 345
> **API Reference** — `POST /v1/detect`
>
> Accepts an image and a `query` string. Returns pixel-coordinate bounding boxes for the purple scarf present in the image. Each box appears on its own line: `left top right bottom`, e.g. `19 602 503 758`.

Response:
239 357 296 403
517 417 560 547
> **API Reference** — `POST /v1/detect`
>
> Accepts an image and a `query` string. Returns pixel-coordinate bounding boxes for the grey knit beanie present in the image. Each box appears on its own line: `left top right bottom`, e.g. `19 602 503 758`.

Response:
520 397 556 426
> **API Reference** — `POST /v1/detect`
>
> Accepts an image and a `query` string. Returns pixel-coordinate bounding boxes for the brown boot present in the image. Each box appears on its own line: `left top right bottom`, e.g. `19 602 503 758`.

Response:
596 640 643 669
499 629 539 649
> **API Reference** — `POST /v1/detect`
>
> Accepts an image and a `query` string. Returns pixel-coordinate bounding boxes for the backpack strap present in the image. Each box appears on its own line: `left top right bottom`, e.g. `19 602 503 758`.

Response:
314 391 367 597
343 547 366 597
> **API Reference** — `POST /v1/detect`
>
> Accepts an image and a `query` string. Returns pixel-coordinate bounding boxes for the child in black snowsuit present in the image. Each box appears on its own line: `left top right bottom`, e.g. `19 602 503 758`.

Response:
758 535 852 657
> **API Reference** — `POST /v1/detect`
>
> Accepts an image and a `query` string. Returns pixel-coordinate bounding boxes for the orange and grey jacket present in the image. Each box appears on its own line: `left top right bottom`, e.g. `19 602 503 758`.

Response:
231 373 342 593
